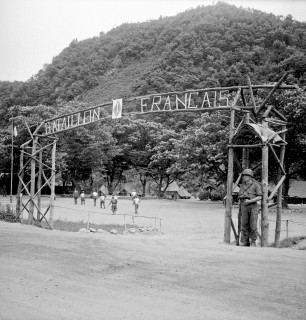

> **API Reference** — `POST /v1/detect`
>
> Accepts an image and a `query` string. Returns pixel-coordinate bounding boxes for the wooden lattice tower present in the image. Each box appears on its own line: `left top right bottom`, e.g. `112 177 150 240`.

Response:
224 73 290 247
16 122 57 229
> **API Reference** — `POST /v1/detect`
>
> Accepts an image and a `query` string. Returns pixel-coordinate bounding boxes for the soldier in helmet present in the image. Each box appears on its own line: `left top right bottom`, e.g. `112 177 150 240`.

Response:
238 169 262 247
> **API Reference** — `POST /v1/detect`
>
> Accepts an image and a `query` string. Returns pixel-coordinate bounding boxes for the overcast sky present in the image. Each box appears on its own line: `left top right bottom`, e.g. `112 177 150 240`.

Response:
1 0 306 82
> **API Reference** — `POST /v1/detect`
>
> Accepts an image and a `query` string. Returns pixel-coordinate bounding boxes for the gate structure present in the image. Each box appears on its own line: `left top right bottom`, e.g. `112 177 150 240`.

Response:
16 73 296 247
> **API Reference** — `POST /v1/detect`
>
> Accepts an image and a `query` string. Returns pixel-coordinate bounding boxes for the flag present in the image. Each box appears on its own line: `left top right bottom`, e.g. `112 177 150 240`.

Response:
112 99 122 119
13 126 18 137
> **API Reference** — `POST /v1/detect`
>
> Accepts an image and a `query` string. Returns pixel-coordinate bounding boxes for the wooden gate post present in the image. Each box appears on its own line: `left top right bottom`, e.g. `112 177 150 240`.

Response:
16 148 24 218
36 149 43 226
261 118 269 246
242 113 250 169
274 125 286 247
224 107 236 243
49 140 56 228
29 137 38 224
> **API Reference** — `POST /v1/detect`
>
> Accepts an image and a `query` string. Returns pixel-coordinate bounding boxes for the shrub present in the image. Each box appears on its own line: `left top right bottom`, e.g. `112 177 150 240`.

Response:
278 235 306 248
210 187 226 201
198 190 210 201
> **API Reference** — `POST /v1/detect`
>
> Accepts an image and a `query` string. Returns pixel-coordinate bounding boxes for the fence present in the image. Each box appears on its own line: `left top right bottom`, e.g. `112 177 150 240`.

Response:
258 218 306 240
54 205 162 233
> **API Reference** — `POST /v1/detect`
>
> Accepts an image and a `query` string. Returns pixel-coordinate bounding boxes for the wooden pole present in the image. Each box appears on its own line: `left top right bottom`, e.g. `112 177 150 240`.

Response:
224 89 241 243
256 72 289 115
36 149 42 226
10 118 14 206
49 140 56 228
29 137 38 224
16 148 24 219
274 125 286 247
261 118 269 246
247 76 257 114
242 113 250 170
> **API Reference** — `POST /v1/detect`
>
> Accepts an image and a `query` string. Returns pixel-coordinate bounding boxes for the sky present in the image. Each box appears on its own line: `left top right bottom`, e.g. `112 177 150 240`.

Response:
1 0 306 82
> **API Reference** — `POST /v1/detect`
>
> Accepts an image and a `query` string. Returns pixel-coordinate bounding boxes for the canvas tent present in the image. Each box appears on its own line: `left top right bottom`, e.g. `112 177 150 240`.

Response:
288 180 306 204
164 181 192 199
118 183 142 196
99 185 109 195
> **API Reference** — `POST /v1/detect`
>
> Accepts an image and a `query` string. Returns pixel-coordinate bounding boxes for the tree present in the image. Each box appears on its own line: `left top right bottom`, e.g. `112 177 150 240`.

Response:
272 89 306 197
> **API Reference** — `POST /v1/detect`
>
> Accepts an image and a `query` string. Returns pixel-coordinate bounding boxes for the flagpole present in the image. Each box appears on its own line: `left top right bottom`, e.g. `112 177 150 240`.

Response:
10 118 14 205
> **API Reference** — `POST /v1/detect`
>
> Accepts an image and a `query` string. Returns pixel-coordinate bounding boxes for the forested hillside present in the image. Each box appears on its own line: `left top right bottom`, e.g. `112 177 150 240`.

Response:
0 2 306 197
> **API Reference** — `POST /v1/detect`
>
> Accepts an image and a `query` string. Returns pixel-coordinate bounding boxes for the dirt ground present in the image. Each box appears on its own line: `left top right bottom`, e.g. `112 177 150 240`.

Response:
0 196 305 320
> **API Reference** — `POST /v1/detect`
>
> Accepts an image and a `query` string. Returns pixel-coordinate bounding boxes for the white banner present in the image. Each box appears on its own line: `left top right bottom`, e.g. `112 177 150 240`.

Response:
112 99 122 119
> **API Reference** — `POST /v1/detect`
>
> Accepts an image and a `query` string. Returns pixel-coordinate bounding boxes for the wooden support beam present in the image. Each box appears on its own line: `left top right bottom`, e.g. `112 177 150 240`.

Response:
267 129 287 143
240 89 247 108
231 217 238 242
228 144 265 148
274 125 286 247
42 171 52 189
268 175 286 200
16 148 24 219
261 119 270 247
36 150 42 226
24 120 34 140
34 172 55 197
234 118 244 135
247 76 257 114
49 140 56 228
266 117 287 126
271 108 287 122
39 206 53 230
224 88 241 243
29 137 38 224
267 143 286 175
262 105 274 118
256 72 289 115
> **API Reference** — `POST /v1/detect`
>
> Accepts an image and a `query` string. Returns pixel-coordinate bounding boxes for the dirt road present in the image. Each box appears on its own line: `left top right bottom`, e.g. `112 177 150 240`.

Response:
0 198 305 320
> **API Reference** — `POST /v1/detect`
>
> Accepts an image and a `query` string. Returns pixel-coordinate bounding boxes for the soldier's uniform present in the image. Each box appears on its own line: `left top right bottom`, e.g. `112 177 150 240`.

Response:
239 179 262 246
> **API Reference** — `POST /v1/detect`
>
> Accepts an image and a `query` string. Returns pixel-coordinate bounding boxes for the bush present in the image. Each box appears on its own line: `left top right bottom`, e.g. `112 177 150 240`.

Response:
198 190 210 201
278 235 306 248
210 187 226 201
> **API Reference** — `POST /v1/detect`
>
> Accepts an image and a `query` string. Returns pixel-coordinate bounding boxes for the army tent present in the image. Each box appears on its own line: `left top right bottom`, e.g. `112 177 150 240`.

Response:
118 183 142 196
165 182 192 199
288 180 306 204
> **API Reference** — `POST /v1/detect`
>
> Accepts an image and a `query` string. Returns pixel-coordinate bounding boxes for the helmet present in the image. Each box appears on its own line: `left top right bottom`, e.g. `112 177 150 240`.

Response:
242 169 253 177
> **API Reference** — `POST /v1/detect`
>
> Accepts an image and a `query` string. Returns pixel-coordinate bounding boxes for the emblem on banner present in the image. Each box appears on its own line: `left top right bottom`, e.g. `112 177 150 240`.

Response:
112 99 122 119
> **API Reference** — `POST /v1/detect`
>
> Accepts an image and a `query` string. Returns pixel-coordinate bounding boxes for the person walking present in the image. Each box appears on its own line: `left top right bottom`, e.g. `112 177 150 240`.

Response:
80 190 86 205
108 195 118 214
100 193 106 209
73 188 79 204
92 190 98 206
131 190 137 200
238 169 262 247
133 195 140 214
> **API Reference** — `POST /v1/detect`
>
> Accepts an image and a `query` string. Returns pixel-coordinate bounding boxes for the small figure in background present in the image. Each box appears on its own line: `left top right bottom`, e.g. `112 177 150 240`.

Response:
109 195 118 214
133 195 140 214
80 190 86 205
100 193 106 209
73 188 79 204
131 190 137 200
92 189 98 206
